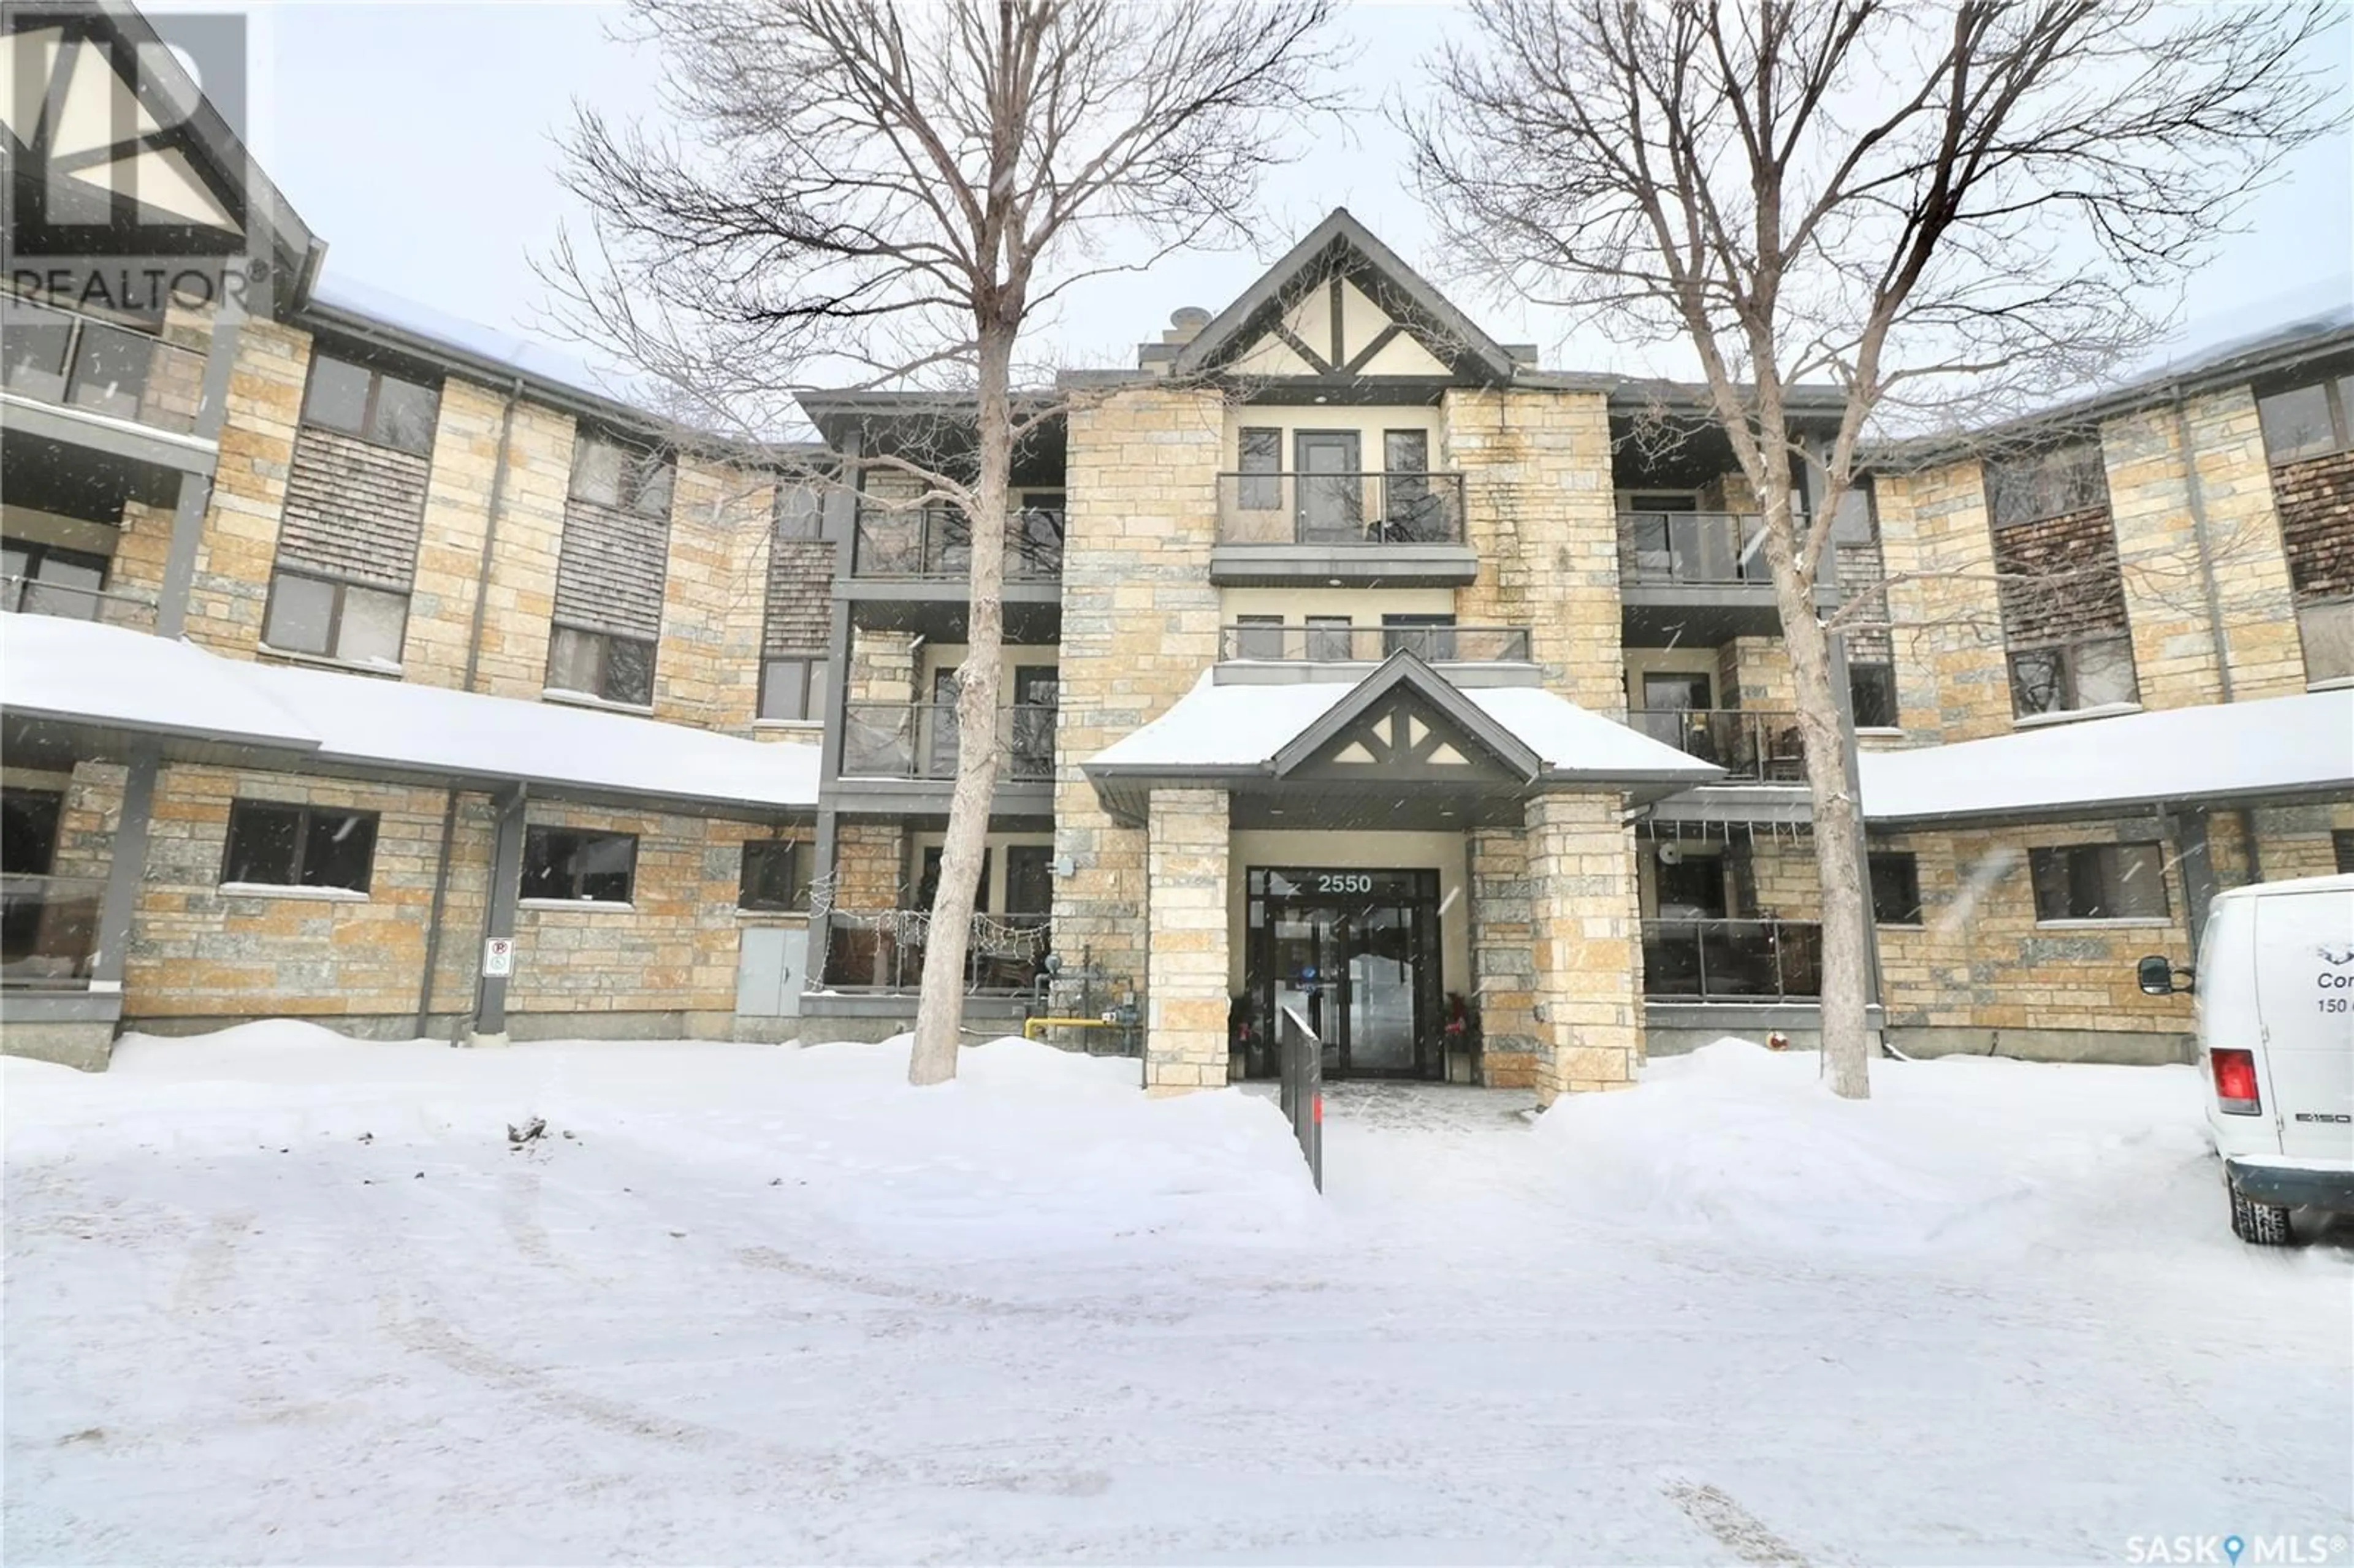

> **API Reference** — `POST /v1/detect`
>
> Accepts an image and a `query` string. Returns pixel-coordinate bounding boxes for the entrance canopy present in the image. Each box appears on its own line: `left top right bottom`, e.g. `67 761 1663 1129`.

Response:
1083 652 1720 829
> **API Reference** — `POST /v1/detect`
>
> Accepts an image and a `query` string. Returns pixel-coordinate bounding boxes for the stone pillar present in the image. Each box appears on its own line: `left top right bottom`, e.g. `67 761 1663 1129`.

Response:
1144 787 1228 1094
1468 826 1541 1088
1526 791 1643 1105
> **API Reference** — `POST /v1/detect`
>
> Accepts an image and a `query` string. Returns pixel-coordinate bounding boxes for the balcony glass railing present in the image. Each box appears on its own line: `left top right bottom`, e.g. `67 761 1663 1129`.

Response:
1617 511 1780 585
1 573 157 631
821 910 1050 995
1642 918 1823 1002
1216 471 1466 546
1219 622 1533 663
851 504 1064 579
1629 708 1805 782
839 702 1057 781
2 873 105 990
2 296 207 435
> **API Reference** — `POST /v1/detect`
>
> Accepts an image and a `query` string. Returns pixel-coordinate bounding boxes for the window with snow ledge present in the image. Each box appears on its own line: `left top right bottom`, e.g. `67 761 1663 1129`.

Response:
2029 842 2169 923
546 626 655 708
521 828 636 905
219 802 379 895
262 570 409 671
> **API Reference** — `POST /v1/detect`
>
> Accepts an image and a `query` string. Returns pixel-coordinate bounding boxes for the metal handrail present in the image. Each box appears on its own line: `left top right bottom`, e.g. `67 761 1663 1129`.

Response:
1219 622 1533 663
1276 1003 1323 1191
1628 707 1805 782
850 503 1064 579
2 294 207 435
838 701 1057 780
1216 470 1467 546
1 574 160 629
1640 916 1823 1002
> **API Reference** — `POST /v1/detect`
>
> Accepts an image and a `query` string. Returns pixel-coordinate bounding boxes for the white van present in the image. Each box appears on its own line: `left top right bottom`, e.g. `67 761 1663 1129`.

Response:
2138 872 2354 1245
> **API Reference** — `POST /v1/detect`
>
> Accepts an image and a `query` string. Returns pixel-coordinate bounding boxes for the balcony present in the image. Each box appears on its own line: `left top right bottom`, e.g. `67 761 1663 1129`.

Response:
2 873 104 991
1213 621 1541 687
1629 708 1804 783
1212 471 1477 587
1642 918 1822 1002
839 702 1057 782
851 504 1064 580
1618 511 1771 585
821 910 1050 995
2 295 207 436
2 573 158 632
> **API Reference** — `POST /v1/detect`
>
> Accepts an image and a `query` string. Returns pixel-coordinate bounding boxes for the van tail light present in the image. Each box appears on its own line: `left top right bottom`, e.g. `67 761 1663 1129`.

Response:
2211 1048 2261 1116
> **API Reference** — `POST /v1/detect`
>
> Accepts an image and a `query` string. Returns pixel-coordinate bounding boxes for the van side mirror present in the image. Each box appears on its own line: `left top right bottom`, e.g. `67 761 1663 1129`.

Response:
2137 954 2190 996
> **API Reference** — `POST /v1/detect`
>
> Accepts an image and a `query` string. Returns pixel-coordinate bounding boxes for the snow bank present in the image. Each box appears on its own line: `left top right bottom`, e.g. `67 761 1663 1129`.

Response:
5 1026 1320 1260
1536 1038 2214 1257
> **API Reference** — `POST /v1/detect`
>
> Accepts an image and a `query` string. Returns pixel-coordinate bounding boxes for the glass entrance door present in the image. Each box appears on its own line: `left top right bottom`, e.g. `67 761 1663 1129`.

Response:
1246 868 1442 1079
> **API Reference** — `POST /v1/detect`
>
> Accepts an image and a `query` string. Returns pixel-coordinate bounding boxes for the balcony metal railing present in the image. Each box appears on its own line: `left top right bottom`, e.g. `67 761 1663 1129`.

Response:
839 701 1057 781
1642 918 1823 1002
1216 470 1467 546
2 295 207 435
2 574 158 631
1617 511 1785 585
851 504 1064 579
1629 707 1805 782
1218 622 1533 663
2 873 105 990
821 910 1050 995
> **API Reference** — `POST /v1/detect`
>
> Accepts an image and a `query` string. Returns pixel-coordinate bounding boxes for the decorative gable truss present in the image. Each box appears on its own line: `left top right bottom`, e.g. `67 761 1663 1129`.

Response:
1174 208 1518 388
1273 653 1543 785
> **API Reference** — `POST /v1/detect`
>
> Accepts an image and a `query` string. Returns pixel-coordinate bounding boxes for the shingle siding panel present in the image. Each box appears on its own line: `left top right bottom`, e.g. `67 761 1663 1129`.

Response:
274 426 432 592
1990 504 2131 644
1836 539 1893 663
554 497 669 642
2271 449 2354 600
763 537 834 655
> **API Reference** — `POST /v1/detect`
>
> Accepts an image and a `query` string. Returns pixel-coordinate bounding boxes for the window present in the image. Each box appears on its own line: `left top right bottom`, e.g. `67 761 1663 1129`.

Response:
547 626 655 706
2029 843 2169 921
221 802 379 893
1233 614 1285 660
1868 852 1923 926
1237 426 1281 509
760 656 828 723
263 571 408 666
300 352 439 456
2335 831 2354 876
1654 854 1727 919
774 482 821 540
521 828 637 904
739 841 810 912
569 434 676 520
1 540 107 619
1382 613 1457 661
1 788 62 873
2256 375 2354 465
1849 662 1899 728
2300 598 2354 686
1005 845 1054 919
2009 636 2139 718
1983 443 2108 530
1641 672 1712 712
916 846 989 911
1305 615 1354 661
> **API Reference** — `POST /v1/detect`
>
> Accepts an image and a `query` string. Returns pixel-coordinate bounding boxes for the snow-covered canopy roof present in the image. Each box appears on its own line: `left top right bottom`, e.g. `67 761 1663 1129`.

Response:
1859 688 2354 826
1 616 818 816
1084 655 1720 827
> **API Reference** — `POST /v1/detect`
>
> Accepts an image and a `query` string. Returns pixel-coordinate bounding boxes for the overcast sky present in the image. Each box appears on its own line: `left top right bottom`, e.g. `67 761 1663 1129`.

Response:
182 1 2353 387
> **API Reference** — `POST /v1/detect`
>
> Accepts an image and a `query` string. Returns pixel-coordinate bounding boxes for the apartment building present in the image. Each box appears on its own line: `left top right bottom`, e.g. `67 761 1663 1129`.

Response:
4 6 2349 1087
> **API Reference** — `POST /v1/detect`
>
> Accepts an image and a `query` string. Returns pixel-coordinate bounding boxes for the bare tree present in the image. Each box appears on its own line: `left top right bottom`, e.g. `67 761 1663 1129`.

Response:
1411 0 2334 1098
549 0 1338 1084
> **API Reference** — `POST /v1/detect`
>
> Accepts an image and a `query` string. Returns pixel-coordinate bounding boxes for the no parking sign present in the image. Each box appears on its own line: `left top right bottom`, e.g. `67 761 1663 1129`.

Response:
482 937 515 977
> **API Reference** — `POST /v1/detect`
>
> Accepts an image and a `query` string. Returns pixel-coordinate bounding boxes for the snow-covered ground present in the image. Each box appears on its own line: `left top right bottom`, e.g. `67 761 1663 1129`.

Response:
6 1029 2349 1565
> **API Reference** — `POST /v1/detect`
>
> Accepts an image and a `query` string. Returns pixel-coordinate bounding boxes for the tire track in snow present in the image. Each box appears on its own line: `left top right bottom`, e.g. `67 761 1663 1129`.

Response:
734 1243 1188 1323
1663 1479 1815 1567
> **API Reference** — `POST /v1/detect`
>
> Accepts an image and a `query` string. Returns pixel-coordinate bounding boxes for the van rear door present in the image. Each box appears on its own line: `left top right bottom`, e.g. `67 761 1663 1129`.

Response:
2254 887 2354 1163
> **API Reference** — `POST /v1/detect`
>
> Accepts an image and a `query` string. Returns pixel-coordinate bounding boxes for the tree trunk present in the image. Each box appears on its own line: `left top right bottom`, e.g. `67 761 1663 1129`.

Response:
1779 597 1874 1099
907 324 1015 1086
